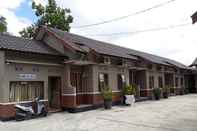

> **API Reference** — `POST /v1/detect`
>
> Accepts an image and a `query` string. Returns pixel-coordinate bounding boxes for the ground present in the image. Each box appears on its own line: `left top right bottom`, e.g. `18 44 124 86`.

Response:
1 94 197 131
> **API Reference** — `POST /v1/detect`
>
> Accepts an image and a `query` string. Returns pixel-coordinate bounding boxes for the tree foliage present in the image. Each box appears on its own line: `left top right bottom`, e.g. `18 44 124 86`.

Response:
0 16 7 33
20 0 73 38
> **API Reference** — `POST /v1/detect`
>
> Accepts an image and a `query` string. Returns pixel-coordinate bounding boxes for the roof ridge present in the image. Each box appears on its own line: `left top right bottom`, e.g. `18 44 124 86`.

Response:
52 28 186 65
47 27 188 68
0 33 34 41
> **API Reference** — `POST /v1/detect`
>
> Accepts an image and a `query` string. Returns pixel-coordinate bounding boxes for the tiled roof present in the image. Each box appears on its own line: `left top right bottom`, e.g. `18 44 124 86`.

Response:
46 27 189 69
191 58 197 66
0 34 61 55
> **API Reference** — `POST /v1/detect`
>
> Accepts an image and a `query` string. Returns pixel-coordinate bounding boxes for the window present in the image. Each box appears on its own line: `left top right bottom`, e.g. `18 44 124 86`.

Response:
157 66 162 71
175 77 179 87
147 64 153 70
117 74 126 90
9 81 44 102
98 73 108 91
158 76 163 88
32 67 39 72
15 65 23 71
104 57 111 64
149 76 154 89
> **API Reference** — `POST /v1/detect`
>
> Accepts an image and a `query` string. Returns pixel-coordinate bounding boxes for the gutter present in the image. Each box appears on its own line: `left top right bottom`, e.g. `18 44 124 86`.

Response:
6 59 63 67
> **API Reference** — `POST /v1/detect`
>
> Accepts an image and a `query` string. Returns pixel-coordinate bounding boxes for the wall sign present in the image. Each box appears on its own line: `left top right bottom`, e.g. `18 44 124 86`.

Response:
18 74 37 80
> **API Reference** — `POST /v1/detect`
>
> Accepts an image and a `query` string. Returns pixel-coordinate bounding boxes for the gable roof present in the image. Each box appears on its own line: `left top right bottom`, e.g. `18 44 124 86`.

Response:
41 27 189 69
0 34 61 56
45 27 138 60
190 58 197 66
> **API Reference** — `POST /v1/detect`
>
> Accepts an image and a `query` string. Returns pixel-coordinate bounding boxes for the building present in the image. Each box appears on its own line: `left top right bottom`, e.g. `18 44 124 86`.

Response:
0 26 195 120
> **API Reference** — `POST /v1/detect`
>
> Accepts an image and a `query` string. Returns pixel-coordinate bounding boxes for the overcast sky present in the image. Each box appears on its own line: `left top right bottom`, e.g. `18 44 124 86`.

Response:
0 0 197 65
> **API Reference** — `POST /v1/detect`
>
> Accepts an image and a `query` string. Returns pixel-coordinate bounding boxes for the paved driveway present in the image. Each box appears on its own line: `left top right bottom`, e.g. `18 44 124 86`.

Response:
1 94 197 131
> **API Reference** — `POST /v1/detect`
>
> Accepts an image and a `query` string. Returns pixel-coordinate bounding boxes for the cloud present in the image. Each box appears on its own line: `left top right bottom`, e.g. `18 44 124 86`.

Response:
0 0 32 36
55 0 197 65
0 0 25 9
1 0 196 65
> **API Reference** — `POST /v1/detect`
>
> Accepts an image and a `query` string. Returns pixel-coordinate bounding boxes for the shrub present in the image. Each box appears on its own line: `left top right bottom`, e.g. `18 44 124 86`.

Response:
101 86 112 101
162 86 170 98
122 85 136 95
153 88 161 100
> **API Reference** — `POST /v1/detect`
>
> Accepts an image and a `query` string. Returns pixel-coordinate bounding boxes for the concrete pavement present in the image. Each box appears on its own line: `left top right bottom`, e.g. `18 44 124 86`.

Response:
1 94 197 131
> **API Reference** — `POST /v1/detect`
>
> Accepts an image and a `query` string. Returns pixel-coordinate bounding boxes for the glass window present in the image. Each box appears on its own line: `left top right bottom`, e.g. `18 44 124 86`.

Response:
149 76 154 89
104 57 111 64
9 81 44 102
158 76 163 88
98 73 108 91
117 74 126 90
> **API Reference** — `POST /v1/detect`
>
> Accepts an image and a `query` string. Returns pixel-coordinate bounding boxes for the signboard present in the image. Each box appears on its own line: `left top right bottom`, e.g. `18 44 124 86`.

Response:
18 74 37 80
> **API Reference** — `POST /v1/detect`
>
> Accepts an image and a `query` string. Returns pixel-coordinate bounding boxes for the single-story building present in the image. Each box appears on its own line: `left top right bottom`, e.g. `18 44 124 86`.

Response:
0 26 196 120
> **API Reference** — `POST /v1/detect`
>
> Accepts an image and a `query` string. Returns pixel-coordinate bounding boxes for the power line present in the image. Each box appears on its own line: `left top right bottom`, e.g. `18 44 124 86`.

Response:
85 22 191 37
71 0 176 29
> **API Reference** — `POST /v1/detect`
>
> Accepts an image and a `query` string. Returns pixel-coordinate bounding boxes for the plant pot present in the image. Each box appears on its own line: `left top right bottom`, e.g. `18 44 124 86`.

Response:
104 99 112 109
163 92 168 99
153 88 161 100
124 95 135 105
155 96 160 100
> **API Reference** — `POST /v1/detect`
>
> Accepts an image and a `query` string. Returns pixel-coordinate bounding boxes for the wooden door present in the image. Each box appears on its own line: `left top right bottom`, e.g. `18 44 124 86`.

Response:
50 77 61 109
70 71 83 105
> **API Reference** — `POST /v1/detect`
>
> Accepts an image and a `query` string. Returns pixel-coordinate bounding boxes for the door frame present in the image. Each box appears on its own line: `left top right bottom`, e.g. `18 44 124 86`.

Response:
48 76 62 109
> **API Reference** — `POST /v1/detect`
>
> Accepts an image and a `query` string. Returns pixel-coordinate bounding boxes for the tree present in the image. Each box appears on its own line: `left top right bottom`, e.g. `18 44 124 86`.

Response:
20 0 73 38
0 16 7 33
191 11 197 24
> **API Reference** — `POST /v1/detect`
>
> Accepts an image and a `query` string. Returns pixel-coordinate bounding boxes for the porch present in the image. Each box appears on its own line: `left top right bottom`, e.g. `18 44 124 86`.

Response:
61 61 95 110
129 69 149 98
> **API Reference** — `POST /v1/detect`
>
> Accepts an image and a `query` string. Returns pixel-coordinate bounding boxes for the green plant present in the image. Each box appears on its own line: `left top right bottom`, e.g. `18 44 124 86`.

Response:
20 0 73 38
163 86 170 93
101 86 112 101
153 88 161 100
122 85 136 95
162 86 170 98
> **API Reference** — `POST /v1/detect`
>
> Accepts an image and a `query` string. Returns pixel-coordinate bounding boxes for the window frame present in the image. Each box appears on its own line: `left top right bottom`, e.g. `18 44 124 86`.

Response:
98 73 108 91
9 81 44 102
149 75 154 89
158 76 163 88
117 74 126 90
175 77 179 87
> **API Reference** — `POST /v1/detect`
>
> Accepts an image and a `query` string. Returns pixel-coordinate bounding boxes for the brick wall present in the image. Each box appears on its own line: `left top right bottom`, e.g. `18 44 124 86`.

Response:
0 101 48 121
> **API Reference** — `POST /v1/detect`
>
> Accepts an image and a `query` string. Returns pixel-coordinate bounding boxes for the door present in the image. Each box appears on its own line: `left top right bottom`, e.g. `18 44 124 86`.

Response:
49 77 61 109
70 71 83 105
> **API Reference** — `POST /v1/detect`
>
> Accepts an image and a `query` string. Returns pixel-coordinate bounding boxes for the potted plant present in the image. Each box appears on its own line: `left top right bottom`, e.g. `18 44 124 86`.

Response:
122 85 136 105
152 88 161 100
162 86 170 98
101 86 113 109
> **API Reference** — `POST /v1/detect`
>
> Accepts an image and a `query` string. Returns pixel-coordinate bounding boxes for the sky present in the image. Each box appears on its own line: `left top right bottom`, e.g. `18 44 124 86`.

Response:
0 0 197 66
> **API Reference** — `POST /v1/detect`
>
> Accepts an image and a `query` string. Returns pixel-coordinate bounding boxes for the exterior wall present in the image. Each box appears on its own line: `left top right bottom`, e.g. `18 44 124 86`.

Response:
0 53 64 120
0 100 48 121
2 63 63 103
146 65 164 97
0 51 5 102
91 65 129 105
